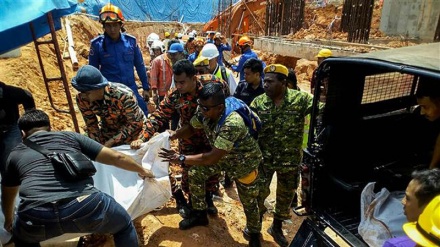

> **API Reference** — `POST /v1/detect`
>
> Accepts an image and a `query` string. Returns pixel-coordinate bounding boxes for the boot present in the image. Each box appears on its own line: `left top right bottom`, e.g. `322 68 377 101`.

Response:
173 189 190 218
248 233 262 247
242 228 262 241
222 172 233 188
179 209 209 230
267 219 288 247
205 191 218 215
243 212 264 240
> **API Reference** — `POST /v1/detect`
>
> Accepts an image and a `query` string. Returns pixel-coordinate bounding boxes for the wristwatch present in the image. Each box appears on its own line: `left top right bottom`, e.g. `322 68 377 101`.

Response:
178 154 186 164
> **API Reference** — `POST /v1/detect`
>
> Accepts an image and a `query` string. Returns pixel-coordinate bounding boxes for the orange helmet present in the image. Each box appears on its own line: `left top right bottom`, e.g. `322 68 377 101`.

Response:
194 37 206 47
99 3 124 23
238 36 252 46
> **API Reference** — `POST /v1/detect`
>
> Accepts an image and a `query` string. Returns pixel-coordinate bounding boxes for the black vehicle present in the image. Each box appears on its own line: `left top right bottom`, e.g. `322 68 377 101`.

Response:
291 43 440 246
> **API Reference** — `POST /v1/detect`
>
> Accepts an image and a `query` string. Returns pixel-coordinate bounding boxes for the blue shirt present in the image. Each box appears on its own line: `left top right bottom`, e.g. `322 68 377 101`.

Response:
231 49 258 81
216 43 232 66
89 33 149 92
188 51 199 63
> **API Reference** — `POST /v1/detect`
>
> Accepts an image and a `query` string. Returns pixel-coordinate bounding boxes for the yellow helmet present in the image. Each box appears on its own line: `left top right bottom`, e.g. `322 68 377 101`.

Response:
99 3 124 23
316 49 332 58
165 31 170 38
403 195 440 247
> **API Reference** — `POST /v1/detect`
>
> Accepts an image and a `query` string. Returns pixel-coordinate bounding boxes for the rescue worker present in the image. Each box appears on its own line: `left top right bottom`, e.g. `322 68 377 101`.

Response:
89 3 150 116
403 194 440 247
206 31 216 43
231 36 259 81
233 58 265 106
310 48 332 94
184 33 196 58
130 60 229 218
72 65 147 148
150 40 165 62
146 32 160 62
158 82 263 247
213 32 232 66
250 64 316 247
163 31 171 51
150 43 185 110
196 43 237 95
188 38 205 63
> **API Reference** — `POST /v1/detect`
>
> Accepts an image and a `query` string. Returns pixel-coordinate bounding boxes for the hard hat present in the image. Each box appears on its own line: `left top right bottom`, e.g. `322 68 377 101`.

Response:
316 49 332 58
201 43 219 60
214 32 222 40
238 36 252 46
403 195 440 247
174 33 179 38
188 33 195 39
165 31 170 38
147 33 160 43
151 40 165 53
177 33 183 39
99 3 124 23
206 31 215 35
193 56 209 67
194 38 206 47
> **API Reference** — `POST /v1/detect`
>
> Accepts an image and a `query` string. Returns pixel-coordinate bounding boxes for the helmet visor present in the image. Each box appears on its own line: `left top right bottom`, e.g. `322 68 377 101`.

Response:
100 12 121 23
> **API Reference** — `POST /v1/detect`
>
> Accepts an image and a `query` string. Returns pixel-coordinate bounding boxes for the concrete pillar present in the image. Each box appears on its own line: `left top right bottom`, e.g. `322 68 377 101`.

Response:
380 0 440 41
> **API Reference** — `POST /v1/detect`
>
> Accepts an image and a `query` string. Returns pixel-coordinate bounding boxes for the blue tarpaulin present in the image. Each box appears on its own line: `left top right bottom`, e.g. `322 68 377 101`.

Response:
0 0 77 54
77 0 238 23
0 0 238 54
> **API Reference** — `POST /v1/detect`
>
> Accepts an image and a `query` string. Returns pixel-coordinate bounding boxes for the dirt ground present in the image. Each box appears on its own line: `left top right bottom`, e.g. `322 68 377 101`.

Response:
0 2 416 246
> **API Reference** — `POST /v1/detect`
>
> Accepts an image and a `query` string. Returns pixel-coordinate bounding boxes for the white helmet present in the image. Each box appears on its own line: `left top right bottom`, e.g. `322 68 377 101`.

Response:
201 43 219 60
147 33 160 43
151 40 165 53
177 33 183 39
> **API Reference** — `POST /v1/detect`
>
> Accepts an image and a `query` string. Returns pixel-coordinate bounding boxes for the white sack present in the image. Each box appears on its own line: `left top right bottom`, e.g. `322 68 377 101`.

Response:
358 182 406 247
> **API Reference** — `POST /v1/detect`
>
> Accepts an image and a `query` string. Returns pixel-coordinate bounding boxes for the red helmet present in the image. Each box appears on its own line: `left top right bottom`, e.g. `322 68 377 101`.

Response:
99 3 124 23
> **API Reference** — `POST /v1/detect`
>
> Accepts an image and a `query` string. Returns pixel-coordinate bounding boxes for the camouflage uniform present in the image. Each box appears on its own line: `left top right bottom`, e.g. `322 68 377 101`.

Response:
189 111 263 233
76 82 146 146
139 76 229 194
250 88 314 220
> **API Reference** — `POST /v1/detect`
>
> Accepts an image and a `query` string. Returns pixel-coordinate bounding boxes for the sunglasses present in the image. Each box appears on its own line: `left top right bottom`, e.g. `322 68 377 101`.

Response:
100 12 121 22
197 99 222 112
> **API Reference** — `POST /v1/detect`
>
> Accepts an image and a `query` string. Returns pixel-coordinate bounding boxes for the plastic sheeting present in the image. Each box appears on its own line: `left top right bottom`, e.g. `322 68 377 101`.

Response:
0 0 78 54
77 0 238 23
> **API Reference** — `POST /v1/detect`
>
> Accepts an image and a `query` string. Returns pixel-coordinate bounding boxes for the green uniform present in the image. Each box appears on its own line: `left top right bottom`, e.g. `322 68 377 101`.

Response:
250 89 314 220
189 111 263 233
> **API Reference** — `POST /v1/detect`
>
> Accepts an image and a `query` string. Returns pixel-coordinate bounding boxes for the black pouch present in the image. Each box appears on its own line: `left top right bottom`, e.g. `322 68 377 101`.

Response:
51 152 96 180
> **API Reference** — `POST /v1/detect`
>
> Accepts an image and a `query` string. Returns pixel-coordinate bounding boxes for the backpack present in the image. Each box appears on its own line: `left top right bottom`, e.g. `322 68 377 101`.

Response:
217 96 262 140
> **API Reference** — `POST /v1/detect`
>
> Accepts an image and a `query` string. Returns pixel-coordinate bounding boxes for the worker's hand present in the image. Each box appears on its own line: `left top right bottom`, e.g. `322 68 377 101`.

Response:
158 148 179 164
130 139 144 150
4 218 12 233
138 168 154 179
167 130 177 141
221 35 227 43
104 139 115 148
142 90 150 102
